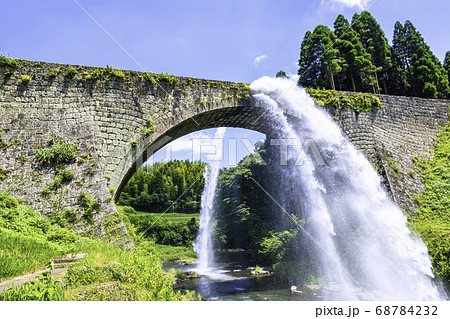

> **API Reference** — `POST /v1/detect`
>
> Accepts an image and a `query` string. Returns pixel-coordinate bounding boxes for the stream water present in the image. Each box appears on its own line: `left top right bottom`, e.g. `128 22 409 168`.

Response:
163 251 322 301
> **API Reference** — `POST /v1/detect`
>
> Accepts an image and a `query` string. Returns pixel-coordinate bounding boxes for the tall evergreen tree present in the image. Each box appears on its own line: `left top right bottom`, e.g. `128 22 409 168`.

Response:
333 15 377 92
352 11 407 95
298 31 319 88
298 25 342 90
444 51 450 89
393 20 449 98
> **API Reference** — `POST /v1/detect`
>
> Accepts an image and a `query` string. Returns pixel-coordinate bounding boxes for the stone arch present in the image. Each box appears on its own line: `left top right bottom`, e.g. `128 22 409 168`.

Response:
112 105 273 199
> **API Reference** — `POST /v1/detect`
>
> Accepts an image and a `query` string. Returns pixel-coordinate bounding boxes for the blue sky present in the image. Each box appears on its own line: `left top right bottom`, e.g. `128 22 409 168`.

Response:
2 0 449 166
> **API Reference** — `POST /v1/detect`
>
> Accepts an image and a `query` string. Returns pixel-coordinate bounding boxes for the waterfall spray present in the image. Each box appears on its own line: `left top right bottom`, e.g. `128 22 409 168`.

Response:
194 127 226 272
250 76 444 300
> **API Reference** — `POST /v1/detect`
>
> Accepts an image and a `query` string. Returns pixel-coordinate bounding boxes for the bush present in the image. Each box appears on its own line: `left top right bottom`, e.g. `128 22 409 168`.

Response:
0 270 65 301
139 115 156 138
20 74 31 84
36 140 79 165
78 192 100 223
66 66 77 78
256 230 296 266
46 226 78 244
0 192 18 209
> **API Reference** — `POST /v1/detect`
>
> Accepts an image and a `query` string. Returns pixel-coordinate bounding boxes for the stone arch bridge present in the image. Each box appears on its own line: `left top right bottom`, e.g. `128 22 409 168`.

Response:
0 60 448 244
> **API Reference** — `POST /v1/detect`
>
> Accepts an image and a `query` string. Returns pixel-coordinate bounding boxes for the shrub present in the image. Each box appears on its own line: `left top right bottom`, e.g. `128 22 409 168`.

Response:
78 192 100 223
0 55 18 75
36 140 78 165
105 65 125 79
139 115 156 137
156 72 178 85
0 270 65 301
46 226 78 244
20 74 31 84
66 66 77 78
0 192 19 209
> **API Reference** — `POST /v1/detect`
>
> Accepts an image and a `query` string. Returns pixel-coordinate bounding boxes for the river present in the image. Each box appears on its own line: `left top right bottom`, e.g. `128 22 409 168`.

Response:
163 250 322 301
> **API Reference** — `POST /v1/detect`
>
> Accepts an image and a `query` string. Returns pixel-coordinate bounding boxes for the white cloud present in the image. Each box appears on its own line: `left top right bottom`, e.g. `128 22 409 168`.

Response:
166 131 213 153
163 130 226 161
321 0 370 10
254 55 268 66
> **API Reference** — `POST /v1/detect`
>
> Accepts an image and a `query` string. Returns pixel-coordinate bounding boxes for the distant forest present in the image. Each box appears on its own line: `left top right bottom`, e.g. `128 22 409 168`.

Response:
298 11 450 99
118 160 206 214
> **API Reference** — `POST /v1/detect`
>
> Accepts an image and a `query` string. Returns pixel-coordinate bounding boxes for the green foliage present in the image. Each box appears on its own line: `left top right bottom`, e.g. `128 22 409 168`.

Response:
0 229 63 280
409 123 450 279
384 150 400 176
20 74 31 84
257 230 297 266
276 70 287 78
142 72 156 85
213 140 323 285
78 192 100 224
0 193 195 301
118 160 206 214
393 20 449 98
351 11 406 95
85 68 103 83
152 243 197 263
43 169 75 195
44 68 60 78
0 192 84 280
139 115 156 137
273 262 321 285
0 166 9 181
444 51 450 93
46 226 78 244
104 65 125 79
0 55 18 69
125 210 198 247
298 25 342 90
298 12 448 98
64 241 197 301
175 269 186 280
236 84 252 102
36 139 79 165
130 138 139 147
65 66 77 78
305 88 381 113
0 55 18 76
333 14 378 92
156 72 178 85
0 270 65 301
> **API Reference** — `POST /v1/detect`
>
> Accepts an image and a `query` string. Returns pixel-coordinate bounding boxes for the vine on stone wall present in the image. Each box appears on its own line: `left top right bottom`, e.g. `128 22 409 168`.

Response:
306 87 382 113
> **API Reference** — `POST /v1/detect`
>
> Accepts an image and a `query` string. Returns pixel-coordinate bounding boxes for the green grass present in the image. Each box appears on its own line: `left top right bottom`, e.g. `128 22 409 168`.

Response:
146 212 200 221
409 122 450 280
0 229 64 280
153 244 197 263
130 210 200 219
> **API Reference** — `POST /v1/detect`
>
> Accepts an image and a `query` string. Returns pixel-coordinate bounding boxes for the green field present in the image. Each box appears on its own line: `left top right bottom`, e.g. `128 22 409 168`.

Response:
131 211 200 219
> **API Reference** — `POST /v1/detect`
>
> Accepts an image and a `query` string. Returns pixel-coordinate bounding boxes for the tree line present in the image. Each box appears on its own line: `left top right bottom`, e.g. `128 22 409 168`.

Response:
298 11 450 99
118 160 206 214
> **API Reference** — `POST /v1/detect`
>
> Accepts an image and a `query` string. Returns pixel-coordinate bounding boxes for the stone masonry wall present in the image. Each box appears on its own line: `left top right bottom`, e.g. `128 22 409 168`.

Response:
326 95 449 213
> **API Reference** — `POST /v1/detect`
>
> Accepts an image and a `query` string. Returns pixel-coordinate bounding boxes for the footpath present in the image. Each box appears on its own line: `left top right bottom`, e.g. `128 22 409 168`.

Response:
0 253 85 294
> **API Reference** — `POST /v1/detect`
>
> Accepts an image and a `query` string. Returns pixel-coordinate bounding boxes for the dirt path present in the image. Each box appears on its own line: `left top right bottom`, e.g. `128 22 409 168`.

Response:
0 253 85 294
